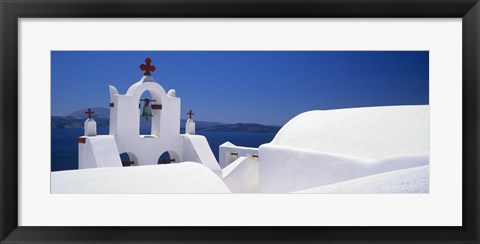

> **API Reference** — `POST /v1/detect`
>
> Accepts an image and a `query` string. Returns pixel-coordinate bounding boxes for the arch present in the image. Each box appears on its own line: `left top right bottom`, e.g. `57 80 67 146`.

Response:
158 150 180 164
126 79 168 137
139 90 155 135
120 152 139 166
126 78 167 100
134 89 163 138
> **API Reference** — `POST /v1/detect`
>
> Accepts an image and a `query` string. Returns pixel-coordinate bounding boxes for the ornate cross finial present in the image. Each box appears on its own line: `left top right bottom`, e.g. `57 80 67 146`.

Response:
139 57 156 76
187 110 194 119
85 108 94 119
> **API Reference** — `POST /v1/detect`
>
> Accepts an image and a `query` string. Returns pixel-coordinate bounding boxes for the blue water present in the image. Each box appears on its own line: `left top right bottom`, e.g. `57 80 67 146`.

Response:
51 128 276 171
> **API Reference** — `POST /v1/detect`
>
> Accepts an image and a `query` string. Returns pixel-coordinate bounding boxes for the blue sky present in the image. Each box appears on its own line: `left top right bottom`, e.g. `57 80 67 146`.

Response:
51 51 428 126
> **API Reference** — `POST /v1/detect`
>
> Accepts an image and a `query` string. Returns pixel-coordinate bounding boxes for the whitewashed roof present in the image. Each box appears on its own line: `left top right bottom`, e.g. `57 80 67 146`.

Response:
270 105 429 160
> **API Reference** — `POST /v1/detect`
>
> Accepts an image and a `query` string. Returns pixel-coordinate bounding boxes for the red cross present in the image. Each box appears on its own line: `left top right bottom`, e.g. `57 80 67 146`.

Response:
187 110 194 119
85 108 94 118
139 57 156 76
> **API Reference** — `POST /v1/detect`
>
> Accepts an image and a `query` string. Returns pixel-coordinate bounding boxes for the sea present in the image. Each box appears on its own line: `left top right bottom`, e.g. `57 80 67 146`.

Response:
51 128 276 172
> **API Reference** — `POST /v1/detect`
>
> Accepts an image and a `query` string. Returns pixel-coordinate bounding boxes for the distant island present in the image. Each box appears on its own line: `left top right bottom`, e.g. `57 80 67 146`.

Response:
51 107 281 133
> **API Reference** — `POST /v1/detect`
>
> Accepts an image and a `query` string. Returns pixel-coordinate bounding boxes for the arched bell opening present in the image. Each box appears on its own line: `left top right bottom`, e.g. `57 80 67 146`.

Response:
138 90 162 137
158 151 179 164
120 152 138 166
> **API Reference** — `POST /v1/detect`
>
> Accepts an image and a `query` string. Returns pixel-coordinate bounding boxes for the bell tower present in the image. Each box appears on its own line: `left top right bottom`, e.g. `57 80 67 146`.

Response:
107 57 182 165
186 109 196 135
77 57 221 175
83 108 97 136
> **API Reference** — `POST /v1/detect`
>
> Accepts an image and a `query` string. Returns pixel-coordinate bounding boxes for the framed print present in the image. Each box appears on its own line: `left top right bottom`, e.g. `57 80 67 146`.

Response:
1 0 479 243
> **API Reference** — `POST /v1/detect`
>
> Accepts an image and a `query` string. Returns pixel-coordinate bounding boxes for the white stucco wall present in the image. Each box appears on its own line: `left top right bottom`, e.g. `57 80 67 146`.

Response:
182 134 222 177
258 105 430 193
259 144 429 193
222 157 259 193
78 135 122 169
219 141 259 169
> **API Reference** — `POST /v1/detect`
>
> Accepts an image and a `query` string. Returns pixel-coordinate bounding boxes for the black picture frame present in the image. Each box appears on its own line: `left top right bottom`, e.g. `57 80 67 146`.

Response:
1 0 479 243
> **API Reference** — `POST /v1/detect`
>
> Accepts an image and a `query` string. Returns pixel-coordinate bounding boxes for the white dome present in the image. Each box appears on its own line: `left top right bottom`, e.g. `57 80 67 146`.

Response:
271 105 429 160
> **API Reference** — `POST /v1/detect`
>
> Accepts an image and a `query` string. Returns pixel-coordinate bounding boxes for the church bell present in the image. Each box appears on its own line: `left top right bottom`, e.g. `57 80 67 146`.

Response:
141 98 154 121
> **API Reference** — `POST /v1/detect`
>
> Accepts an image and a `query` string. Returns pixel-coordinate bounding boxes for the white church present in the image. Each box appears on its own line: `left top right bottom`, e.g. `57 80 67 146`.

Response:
51 58 430 194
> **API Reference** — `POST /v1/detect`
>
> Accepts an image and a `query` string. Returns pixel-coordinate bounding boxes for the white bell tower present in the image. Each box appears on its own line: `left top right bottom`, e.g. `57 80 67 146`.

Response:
83 108 97 136
107 58 182 165
186 109 196 135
